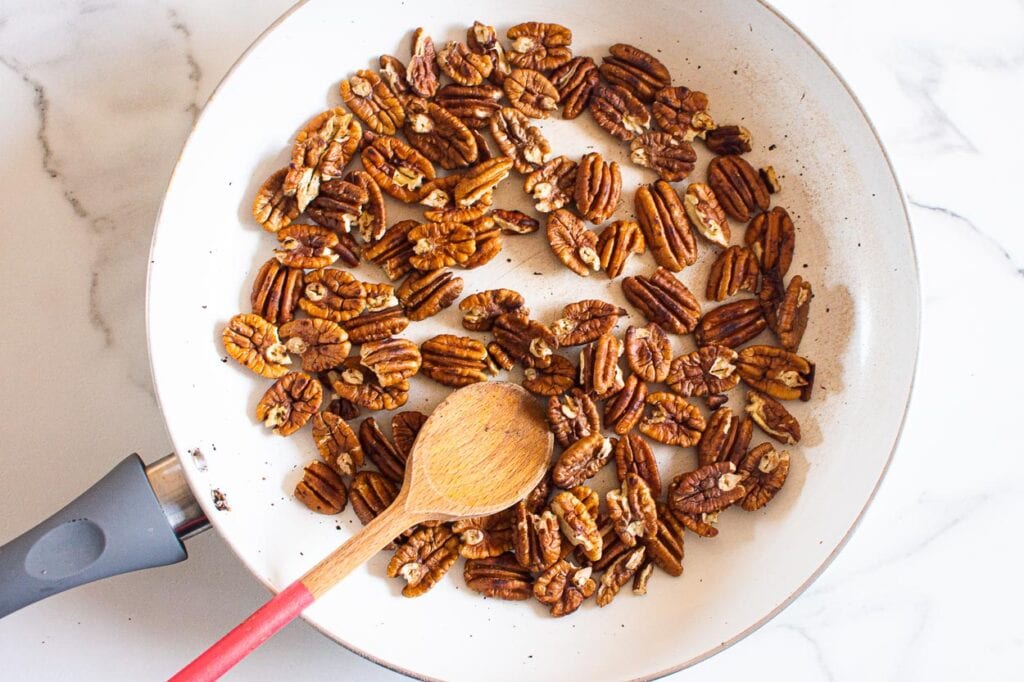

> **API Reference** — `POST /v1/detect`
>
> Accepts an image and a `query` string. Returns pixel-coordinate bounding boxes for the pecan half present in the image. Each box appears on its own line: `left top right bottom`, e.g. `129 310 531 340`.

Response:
362 282 399 312
378 54 410 98
403 98 478 170
513 505 563 572
387 525 460 597
737 345 814 401
523 155 577 213
760 165 781 193
652 86 714 140
437 40 492 86
397 268 463 321
467 21 511 85
350 470 399 526
420 334 490 387
708 155 770 222
306 177 364 236
549 56 598 119
745 206 796 277
597 219 646 279
707 245 759 301
614 432 662 496
645 502 685 576
311 411 363 476
359 416 406 483
407 28 440 98
459 288 527 331
624 323 671 383
746 390 801 444
667 344 740 397
279 318 350 373
419 174 493 223
579 333 624 399
435 83 503 129
284 108 362 211
492 208 540 234
697 406 752 467
551 299 626 347
534 560 596 617
391 410 427 459
329 362 410 411
252 168 299 233
504 68 558 118
636 561 656 595
325 395 360 422
486 341 515 372
340 69 405 135
621 267 701 334
630 132 697 182
604 374 648 435
761 273 812 352
695 298 767 347
523 354 577 396
455 157 514 207
705 125 752 155
251 259 302 325
343 306 409 344
546 209 600 276
222 313 290 378
574 152 622 225
600 44 671 103
547 389 601 448
674 509 720 538
294 460 347 514
453 511 514 559
553 432 613 489
507 22 573 72
492 311 559 369
739 442 790 510
464 554 533 600
607 473 658 547
274 224 339 269
408 221 476 270
635 180 698 271
256 372 323 436
684 182 730 247
490 107 551 173
596 546 646 606
589 82 651 141
364 219 416 280
550 490 602 562
670 462 747 515
639 392 705 447
359 338 421 387
361 135 435 203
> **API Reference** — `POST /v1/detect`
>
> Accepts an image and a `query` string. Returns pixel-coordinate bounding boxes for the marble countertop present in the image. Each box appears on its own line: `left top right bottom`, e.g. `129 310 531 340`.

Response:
0 0 1020 679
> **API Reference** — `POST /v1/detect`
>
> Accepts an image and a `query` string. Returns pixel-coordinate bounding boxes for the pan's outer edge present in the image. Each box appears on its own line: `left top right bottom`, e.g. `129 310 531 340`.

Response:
142 1 922 680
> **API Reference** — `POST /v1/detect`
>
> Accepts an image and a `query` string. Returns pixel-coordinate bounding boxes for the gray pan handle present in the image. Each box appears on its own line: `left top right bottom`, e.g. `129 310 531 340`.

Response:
0 453 209 618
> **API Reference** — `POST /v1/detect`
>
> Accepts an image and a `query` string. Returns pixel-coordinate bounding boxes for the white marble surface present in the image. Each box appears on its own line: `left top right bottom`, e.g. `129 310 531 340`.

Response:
0 0 1020 679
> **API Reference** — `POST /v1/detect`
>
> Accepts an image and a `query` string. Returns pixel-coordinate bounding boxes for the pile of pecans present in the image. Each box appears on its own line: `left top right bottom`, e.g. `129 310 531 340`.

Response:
223 20 815 615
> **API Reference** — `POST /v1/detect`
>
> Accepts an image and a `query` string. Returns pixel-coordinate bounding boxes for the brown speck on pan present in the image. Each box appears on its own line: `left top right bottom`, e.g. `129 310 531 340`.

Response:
212 488 230 511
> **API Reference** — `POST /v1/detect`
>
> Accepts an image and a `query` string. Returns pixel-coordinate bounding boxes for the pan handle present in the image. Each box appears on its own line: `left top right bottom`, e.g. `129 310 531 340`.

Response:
0 453 209 619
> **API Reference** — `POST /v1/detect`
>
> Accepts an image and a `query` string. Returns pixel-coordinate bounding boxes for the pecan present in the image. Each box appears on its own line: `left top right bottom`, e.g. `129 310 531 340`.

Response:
408 221 476 270
437 40 492 86
419 174 493 223
587 520 630 572
674 509 720 538
669 462 746 515
523 354 577 396
252 168 299 233
589 83 651 142
490 107 551 173
683 182 730 247
707 245 759 301
553 432 613 489
492 208 540 234
454 511 514 559
534 560 596 617
667 344 740 397
507 22 573 72
378 54 411 98
340 69 405 135
635 180 698 271
274 224 339 269
467 21 510 85
549 56 598 119
513 505 563 572
251 259 302 325
607 473 658 547
328 361 410 411
604 374 648 435
760 165 781 193
294 460 347 514
621 267 701 334
435 83 503 129
311 411 363 476
745 206 795 277
524 477 553 514
391 411 427 458
364 219 416 280
597 220 646 279
645 502 685 576
574 152 622 225
325 395 360 421
350 470 399 525
523 156 577 213
652 86 714 140
333 233 362 268
486 341 515 372
546 209 600 276
596 546 645 607
624 323 671 383
600 44 671 103
737 345 814 401
362 282 399 312
359 416 406 483
407 28 440 98
761 273 812 352
459 288 527 331
550 490 602 562
359 338 421 387
455 157 514 207
546 389 601 448
705 394 729 410
306 177 364 236
630 132 697 182
284 108 362 211
256 372 323 436
746 390 801 444
739 443 790 511
342 306 410 344
697 406 752 468
361 135 435 203
492 311 559 369
639 392 705 447
387 525 460 597
708 155 770 222
578 333 624 399
614 432 662 496
279 318 350 373
551 299 626 347
504 68 558 118
695 298 767 347
705 125 753 155
223 313 290 378
464 554 533 600
633 560 655 594
403 98 478 171
420 334 490 387
397 268 463 321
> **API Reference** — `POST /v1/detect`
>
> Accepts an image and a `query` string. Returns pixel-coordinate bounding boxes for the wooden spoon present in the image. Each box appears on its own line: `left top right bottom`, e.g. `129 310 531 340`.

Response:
171 381 552 681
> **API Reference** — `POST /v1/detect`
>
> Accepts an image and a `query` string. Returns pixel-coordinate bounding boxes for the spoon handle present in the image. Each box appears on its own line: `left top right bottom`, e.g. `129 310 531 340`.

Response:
170 503 417 682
